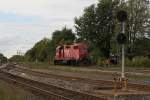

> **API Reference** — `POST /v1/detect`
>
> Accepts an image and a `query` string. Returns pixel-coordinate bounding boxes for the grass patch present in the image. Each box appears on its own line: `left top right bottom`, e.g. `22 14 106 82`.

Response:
21 62 96 74
126 57 150 68
21 62 51 69
20 62 150 82
0 80 33 100
20 62 148 74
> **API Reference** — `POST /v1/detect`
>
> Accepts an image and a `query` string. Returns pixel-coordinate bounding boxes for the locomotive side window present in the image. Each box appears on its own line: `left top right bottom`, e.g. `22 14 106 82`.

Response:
74 46 78 49
65 46 70 49
59 46 64 50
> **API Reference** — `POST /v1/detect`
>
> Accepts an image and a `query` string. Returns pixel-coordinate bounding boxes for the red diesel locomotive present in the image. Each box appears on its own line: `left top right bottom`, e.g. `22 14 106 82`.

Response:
54 43 90 65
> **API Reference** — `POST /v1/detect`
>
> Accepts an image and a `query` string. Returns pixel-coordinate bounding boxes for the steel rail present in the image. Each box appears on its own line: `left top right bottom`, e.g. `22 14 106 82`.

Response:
0 69 107 100
12 65 150 92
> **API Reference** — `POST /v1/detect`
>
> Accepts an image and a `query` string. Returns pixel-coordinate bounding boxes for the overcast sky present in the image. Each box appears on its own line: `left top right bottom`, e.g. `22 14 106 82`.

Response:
0 0 98 58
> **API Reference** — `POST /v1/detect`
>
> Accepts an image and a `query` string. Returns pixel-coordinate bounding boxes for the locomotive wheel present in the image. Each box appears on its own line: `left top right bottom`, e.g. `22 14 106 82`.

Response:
70 60 74 66
79 58 91 66
54 60 63 65
67 60 72 65
54 60 57 65
70 60 77 66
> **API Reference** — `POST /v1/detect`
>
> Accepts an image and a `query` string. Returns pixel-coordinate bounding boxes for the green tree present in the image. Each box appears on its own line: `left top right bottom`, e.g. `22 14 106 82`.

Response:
75 0 120 60
125 0 150 59
25 38 50 62
52 27 75 45
134 38 150 56
25 27 75 63
9 55 24 62
0 53 7 64
126 0 150 43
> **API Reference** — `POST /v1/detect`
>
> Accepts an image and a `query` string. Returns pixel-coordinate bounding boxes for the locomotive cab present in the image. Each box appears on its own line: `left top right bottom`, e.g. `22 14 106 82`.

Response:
55 46 64 59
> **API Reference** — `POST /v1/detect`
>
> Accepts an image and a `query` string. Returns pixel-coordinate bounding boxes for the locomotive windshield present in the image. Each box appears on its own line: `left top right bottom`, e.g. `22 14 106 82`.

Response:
73 46 78 49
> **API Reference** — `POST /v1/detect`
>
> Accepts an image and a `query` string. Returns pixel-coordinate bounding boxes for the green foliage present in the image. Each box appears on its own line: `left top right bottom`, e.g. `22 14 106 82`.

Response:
126 57 150 67
134 38 150 56
75 0 120 59
25 38 52 62
52 27 75 45
75 0 150 63
9 55 25 62
0 53 7 64
25 27 75 62
25 38 50 62
126 0 150 41
126 0 150 59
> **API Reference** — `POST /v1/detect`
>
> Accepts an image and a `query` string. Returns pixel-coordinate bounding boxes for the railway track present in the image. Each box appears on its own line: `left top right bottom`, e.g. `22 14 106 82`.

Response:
0 68 107 100
5 64 150 93
11 64 115 86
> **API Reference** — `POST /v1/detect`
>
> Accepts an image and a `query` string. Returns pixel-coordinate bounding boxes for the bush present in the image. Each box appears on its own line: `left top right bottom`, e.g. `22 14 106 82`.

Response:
9 55 25 62
126 57 150 67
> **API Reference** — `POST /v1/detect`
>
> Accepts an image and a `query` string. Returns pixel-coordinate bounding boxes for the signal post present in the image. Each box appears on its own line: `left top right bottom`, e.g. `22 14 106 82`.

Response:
116 10 128 90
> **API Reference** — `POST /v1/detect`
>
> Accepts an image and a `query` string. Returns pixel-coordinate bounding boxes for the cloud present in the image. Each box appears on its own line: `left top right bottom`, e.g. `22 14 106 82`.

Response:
0 0 98 58
0 0 97 18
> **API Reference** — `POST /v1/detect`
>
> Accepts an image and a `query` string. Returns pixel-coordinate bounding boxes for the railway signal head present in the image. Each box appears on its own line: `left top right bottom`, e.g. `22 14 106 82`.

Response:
117 33 127 44
117 10 128 22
